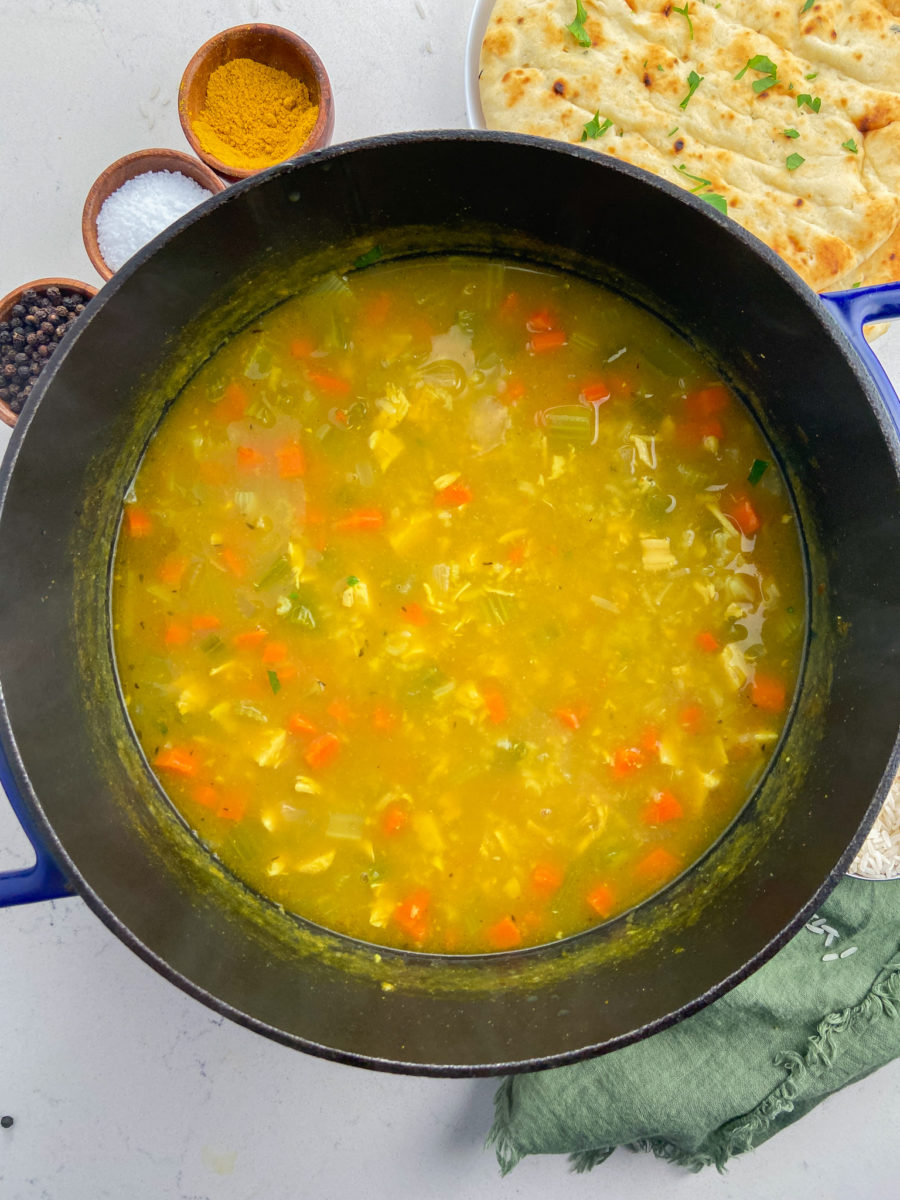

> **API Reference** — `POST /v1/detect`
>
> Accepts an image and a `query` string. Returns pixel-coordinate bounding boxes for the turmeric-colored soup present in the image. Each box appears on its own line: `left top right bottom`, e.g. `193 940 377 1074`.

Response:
112 256 805 954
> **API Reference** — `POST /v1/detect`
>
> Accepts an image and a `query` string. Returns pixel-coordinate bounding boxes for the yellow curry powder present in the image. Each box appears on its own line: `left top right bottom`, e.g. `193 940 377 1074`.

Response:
192 57 318 172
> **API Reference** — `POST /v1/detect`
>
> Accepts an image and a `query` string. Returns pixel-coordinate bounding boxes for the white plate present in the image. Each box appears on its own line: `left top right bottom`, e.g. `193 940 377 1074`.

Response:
464 0 496 128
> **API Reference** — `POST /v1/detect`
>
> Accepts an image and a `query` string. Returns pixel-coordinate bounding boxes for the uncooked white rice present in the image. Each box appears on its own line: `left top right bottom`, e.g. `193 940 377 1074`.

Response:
848 774 900 879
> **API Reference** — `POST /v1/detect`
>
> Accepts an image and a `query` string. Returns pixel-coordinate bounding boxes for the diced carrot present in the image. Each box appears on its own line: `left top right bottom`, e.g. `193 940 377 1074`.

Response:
308 369 351 396
695 630 719 653
276 440 306 479
503 377 526 403
636 847 680 883
331 408 349 426
220 547 245 578
191 613 221 632
125 506 152 537
612 746 644 777
159 554 188 588
393 888 430 943
288 713 318 736
237 445 265 470
586 882 615 919
680 704 705 734
304 732 341 769
401 602 428 626
192 784 218 810
580 379 611 404
290 335 316 359
641 724 660 755
382 805 409 835
531 863 563 896
215 381 247 423
275 664 296 684
685 384 730 419
372 705 398 734
435 481 473 507
727 495 761 537
507 540 527 566
164 622 190 647
484 688 508 725
216 794 246 822
642 790 684 824
234 627 268 650
556 706 585 731
153 747 198 776
327 699 354 724
526 309 555 333
676 417 724 446
529 329 568 353
499 291 520 316
487 915 523 950
751 673 787 712
334 508 384 531
262 640 288 667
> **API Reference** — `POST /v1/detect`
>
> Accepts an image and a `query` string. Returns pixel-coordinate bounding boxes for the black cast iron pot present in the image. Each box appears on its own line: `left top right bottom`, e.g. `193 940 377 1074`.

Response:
1 132 900 1075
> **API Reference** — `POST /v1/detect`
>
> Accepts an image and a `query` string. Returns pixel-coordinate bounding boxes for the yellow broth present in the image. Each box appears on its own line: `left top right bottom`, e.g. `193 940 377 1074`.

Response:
112 256 805 954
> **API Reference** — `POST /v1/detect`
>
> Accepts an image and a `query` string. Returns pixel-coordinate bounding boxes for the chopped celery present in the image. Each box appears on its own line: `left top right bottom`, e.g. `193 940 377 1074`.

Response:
539 405 593 444
255 555 291 591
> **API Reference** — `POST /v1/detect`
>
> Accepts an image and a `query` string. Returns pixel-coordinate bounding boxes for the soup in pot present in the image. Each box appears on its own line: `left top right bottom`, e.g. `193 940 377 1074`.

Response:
112 255 805 954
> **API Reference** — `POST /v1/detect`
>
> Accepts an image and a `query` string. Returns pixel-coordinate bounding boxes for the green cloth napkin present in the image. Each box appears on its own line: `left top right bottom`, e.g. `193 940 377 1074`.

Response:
489 877 900 1174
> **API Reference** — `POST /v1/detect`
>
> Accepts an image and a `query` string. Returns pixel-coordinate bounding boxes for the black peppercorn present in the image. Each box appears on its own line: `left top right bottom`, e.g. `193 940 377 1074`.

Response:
45 286 61 303
10 304 25 318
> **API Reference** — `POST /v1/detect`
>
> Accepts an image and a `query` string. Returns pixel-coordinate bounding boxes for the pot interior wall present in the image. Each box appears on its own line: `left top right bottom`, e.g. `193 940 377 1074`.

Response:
1 133 899 1072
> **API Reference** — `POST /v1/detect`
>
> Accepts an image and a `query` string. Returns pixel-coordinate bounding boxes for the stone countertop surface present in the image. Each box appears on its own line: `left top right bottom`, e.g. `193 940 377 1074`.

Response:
1 3 899 1198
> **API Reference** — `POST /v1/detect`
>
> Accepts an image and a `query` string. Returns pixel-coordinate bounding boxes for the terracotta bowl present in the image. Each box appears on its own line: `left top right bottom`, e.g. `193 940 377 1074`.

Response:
0 278 98 428
178 24 335 180
82 148 226 281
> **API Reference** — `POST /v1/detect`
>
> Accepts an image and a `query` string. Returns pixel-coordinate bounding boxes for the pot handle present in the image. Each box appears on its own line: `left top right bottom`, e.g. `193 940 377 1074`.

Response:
0 739 72 907
820 282 900 434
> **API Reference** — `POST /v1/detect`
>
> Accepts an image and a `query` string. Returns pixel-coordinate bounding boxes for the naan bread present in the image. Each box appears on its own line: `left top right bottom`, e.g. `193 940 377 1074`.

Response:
480 0 900 292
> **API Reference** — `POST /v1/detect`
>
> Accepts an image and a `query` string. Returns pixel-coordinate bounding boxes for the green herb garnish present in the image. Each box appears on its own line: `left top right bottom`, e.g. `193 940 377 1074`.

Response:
734 55 778 94
701 192 728 214
581 112 613 141
679 69 703 108
805 71 818 80
842 138 858 153
786 152 805 170
748 458 769 486
797 93 821 112
667 125 680 137
346 575 360 586
567 0 591 46
675 163 711 192
267 669 281 694
784 128 800 138
800 0 815 12
673 2 693 38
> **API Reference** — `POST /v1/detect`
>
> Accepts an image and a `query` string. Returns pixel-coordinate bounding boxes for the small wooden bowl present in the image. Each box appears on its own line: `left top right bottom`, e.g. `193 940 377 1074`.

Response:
0 277 98 428
82 148 226 281
178 24 334 180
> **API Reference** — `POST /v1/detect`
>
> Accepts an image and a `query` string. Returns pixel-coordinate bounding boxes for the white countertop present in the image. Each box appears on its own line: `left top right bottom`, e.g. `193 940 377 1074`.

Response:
2 3 900 1198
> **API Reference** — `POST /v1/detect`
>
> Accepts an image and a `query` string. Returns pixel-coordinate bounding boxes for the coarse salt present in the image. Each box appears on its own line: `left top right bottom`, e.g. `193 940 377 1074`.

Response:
96 170 213 272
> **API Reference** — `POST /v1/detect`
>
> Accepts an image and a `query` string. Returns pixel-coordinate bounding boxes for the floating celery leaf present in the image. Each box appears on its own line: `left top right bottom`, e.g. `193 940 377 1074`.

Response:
353 246 383 269
748 458 769 486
